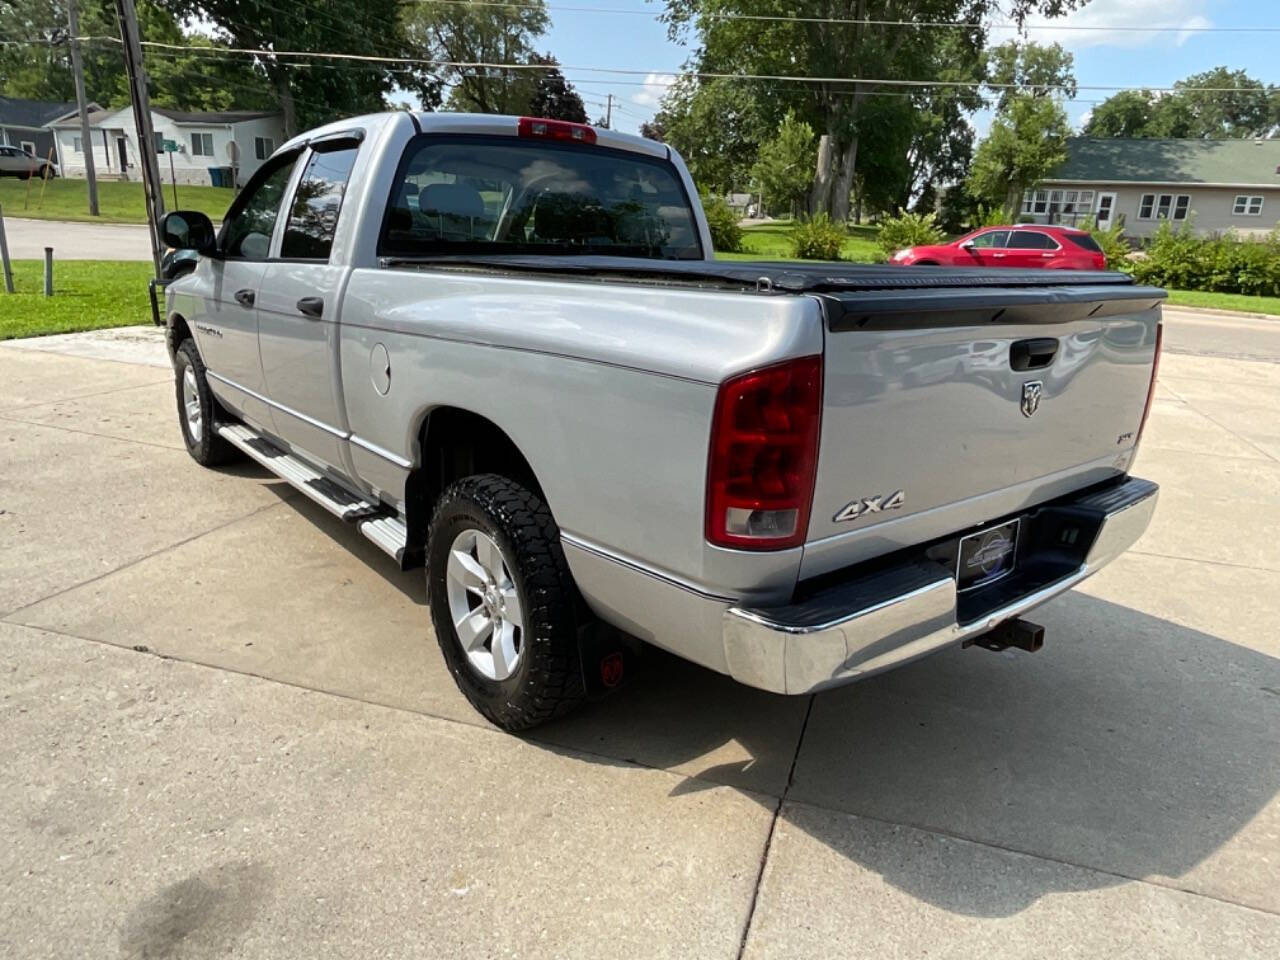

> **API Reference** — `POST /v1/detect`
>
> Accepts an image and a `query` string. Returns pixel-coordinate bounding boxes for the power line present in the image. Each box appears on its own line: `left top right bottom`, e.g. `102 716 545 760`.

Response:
71 37 1273 95
402 0 1280 33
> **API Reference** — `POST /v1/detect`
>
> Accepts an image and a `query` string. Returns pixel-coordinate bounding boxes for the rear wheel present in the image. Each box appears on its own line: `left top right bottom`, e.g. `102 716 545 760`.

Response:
174 339 239 466
427 474 585 731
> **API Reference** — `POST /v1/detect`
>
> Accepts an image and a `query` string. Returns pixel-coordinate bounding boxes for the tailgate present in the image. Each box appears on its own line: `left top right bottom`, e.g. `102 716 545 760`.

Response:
802 284 1164 580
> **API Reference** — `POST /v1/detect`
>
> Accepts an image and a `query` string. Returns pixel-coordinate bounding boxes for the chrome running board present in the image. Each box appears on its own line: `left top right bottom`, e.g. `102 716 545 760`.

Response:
217 422 409 565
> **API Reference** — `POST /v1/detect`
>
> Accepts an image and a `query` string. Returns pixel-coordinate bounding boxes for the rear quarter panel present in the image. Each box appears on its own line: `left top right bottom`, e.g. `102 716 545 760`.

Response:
336 268 824 600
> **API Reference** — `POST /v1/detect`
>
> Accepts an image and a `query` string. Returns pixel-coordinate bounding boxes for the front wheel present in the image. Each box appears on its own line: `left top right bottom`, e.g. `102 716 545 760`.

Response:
174 339 239 466
427 474 585 731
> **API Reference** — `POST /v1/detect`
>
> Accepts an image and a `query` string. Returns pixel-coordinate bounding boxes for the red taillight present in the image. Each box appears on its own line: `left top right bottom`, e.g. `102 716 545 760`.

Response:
517 116 597 144
706 356 822 550
1136 323 1163 446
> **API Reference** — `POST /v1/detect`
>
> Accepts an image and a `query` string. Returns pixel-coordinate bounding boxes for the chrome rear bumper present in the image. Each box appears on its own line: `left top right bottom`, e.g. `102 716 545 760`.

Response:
723 476 1158 695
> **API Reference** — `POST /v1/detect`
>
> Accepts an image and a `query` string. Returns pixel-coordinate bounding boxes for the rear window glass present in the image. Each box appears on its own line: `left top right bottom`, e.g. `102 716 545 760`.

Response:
379 136 702 260
1066 233 1102 253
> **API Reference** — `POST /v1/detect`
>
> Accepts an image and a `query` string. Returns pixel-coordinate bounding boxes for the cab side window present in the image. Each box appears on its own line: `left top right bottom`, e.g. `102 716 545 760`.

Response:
221 156 298 260
1007 231 1057 250
280 145 359 261
970 231 1009 249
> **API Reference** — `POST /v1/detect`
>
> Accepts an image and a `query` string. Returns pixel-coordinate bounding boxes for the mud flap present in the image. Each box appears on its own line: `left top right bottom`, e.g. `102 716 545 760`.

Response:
576 620 639 701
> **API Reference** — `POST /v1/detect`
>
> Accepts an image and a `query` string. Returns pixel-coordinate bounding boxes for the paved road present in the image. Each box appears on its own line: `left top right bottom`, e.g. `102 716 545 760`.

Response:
1164 306 1280 363
1 216 153 260
1 320 1279 957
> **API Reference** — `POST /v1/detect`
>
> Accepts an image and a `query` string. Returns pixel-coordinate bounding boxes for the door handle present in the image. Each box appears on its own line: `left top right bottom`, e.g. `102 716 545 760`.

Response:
992 253 1005 259
296 296 324 319
1010 338 1059 371
234 288 255 307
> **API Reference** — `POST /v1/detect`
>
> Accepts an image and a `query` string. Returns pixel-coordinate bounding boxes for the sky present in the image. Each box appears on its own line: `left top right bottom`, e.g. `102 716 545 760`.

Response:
539 0 1280 136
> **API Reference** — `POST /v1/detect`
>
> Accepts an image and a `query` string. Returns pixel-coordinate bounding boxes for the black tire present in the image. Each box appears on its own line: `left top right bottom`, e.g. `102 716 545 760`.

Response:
174 339 239 466
427 474 585 731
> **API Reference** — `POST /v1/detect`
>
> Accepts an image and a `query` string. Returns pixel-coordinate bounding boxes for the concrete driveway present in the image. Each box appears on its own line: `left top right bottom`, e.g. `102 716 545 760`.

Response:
2 316 1279 958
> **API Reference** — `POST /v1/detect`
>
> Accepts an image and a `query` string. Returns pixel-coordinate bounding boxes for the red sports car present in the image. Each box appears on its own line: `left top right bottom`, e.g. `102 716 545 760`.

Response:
889 224 1107 270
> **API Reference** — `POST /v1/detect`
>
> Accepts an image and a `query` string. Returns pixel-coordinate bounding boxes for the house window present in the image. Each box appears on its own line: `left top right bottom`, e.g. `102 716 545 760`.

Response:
1021 190 1033 214
1139 193 1190 221
190 132 214 156
1032 190 1049 215
20 140 36 156
1078 190 1094 208
254 136 274 160
72 136 83 153
1233 195 1264 216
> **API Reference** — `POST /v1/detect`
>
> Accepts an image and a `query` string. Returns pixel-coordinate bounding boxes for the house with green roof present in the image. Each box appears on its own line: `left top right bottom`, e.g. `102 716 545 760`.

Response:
1021 137 1280 239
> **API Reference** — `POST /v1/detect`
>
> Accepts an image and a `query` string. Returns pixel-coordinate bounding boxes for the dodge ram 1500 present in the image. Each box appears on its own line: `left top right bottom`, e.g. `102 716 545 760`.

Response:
161 112 1163 730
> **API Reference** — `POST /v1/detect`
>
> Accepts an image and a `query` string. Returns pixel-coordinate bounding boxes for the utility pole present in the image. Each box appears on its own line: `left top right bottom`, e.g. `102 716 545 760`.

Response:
114 0 165 277
605 94 613 130
67 0 99 217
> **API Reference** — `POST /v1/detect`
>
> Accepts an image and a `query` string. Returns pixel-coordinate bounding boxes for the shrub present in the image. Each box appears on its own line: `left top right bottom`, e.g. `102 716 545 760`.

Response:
1078 216 1131 271
790 214 846 260
876 209 945 259
973 204 1008 228
1130 219 1280 296
701 194 743 253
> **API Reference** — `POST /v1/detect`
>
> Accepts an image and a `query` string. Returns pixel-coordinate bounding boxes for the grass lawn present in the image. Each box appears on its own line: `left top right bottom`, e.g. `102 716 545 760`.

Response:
0 260 155 340
716 220 882 263
1164 289 1280 317
0 178 234 224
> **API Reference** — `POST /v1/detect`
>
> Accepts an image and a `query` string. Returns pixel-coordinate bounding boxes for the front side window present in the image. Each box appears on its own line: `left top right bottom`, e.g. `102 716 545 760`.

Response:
380 136 702 260
968 230 1008 249
280 144 359 260
190 132 214 157
220 155 298 260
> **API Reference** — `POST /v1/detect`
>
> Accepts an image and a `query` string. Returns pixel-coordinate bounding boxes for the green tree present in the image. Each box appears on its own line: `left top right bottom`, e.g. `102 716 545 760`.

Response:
1171 67 1272 139
984 39 1076 110
404 0 548 116
1083 89 1160 138
750 110 816 216
1085 68 1275 139
662 0 1087 221
0 0 268 111
526 53 587 122
160 0 416 136
969 94 1070 217
649 75 767 193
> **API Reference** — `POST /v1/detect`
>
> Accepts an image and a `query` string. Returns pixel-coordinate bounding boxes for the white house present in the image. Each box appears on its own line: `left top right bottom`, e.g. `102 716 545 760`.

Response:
52 107 285 188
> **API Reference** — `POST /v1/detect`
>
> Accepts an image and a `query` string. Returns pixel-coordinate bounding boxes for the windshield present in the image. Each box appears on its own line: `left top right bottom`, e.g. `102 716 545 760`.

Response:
379 136 702 260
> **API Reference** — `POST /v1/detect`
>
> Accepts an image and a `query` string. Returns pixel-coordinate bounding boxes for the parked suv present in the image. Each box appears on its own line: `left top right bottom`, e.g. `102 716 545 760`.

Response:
890 224 1106 270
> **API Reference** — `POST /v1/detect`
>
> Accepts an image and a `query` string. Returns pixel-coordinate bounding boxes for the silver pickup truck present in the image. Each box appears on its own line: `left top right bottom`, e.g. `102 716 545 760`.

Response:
161 112 1163 730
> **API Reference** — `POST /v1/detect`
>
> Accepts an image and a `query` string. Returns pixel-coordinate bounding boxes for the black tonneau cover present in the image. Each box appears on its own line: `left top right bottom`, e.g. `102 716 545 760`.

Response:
384 254 1146 295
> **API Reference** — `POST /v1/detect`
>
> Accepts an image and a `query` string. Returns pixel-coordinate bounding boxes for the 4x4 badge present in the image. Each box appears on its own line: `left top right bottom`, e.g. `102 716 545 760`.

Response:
834 490 905 523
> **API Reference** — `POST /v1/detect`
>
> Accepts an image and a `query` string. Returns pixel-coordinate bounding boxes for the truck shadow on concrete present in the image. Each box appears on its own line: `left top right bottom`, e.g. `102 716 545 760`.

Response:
533 590 1280 918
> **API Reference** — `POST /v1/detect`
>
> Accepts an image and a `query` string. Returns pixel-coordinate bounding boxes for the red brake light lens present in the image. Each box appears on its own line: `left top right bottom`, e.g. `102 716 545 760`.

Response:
517 117 597 144
706 356 822 550
1136 322 1162 446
